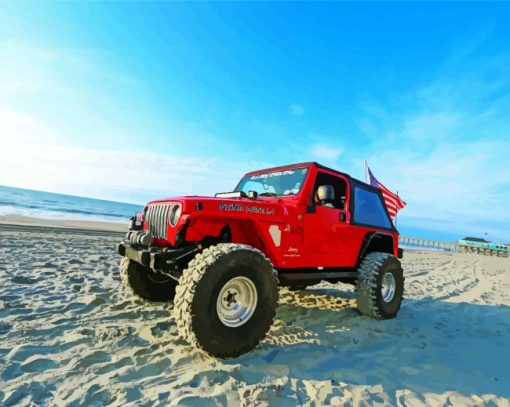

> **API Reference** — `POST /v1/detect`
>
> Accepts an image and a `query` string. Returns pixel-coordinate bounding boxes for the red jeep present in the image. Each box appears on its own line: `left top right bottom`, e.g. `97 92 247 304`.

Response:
118 162 404 358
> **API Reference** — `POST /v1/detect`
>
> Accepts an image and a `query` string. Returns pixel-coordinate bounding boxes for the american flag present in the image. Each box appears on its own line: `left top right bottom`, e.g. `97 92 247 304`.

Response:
367 166 406 219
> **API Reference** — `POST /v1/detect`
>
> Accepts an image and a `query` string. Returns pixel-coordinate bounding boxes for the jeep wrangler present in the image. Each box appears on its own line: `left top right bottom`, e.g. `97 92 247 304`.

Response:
117 162 404 358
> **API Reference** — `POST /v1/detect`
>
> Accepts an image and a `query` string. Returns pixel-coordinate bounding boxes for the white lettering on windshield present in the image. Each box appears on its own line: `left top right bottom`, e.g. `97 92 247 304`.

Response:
250 170 295 180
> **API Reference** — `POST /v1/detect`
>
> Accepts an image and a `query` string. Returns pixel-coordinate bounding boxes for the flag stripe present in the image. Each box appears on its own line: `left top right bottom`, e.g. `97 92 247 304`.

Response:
367 166 406 219
382 193 398 204
382 195 405 209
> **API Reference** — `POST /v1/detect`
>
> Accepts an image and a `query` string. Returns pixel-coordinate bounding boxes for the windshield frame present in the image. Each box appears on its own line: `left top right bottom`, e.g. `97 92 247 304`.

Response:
234 165 311 198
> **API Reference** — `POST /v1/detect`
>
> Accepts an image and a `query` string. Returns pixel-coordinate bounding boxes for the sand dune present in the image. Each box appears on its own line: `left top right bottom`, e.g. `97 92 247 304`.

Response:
0 228 509 406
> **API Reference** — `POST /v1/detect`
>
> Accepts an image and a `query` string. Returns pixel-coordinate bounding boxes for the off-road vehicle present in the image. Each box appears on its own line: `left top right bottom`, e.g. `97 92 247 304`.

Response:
117 162 404 358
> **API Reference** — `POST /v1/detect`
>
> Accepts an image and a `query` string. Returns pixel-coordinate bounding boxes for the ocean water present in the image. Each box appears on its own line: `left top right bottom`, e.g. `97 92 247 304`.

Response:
0 185 143 223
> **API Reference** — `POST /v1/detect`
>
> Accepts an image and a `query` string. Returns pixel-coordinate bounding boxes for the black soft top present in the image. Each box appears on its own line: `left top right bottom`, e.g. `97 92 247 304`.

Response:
248 161 371 188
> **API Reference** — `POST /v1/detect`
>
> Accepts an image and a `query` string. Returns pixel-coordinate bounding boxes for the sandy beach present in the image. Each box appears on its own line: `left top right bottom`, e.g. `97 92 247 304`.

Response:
1 224 509 406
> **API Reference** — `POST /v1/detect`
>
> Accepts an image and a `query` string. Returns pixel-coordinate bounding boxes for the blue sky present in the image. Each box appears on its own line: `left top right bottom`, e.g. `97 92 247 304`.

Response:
0 2 509 241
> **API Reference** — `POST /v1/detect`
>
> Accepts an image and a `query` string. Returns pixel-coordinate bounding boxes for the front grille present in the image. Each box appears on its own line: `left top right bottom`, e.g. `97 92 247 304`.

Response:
146 204 171 239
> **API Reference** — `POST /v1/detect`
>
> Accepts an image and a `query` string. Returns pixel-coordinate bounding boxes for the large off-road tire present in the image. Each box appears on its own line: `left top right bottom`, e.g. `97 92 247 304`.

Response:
174 243 279 358
355 252 404 319
120 257 177 302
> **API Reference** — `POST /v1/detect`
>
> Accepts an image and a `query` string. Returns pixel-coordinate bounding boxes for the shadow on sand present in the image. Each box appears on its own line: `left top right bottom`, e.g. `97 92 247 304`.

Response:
233 287 510 400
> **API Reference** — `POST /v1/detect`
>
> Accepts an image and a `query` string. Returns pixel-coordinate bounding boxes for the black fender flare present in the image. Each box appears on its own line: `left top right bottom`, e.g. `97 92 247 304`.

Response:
356 232 395 268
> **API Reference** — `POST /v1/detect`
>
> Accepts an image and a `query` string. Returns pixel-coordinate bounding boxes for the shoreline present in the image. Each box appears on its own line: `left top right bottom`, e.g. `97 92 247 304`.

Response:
0 214 128 233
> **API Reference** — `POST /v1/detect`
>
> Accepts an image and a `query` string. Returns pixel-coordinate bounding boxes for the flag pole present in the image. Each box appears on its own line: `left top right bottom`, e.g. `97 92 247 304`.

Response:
364 160 368 184
395 190 399 227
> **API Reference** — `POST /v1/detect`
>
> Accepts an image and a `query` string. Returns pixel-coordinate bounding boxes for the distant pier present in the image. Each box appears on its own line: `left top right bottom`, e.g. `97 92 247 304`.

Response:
399 236 458 252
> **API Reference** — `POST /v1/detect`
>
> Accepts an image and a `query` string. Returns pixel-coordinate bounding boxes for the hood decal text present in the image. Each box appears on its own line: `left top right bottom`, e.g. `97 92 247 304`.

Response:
219 203 276 216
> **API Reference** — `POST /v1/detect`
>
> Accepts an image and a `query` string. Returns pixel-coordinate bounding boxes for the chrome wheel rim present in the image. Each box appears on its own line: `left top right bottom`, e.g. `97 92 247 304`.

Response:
381 272 396 302
216 276 258 327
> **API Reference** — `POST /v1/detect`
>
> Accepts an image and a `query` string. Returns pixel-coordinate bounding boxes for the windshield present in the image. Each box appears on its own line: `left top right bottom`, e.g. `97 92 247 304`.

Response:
235 167 309 197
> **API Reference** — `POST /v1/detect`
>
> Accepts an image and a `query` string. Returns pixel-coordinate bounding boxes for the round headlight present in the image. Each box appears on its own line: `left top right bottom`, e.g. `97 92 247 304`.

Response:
169 204 182 227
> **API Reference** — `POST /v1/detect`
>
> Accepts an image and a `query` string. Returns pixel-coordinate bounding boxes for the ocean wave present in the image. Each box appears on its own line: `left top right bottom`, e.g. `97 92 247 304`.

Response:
0 185 142 223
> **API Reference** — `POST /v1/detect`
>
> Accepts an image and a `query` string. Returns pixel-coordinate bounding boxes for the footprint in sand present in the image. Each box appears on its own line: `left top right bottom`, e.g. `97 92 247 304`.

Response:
20 358 59 373
74 351 112 370
11 276 39 285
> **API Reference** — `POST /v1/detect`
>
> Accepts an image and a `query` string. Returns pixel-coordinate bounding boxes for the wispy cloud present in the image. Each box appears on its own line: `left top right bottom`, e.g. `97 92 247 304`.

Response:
0 107 260 203
360 41 510 240
0 40 136 98
311 144 343 161
290 104 305 116
0 40 253 203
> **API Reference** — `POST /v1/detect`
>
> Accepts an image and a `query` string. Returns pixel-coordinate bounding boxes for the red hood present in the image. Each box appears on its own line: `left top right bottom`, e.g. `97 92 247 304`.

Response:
145 195 302 222
147 194 300 206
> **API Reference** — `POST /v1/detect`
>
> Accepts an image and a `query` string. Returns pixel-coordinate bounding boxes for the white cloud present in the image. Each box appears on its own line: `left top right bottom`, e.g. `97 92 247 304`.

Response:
0 40 136 98
0 41 258 204
360 45 510 241
290 104 305 116
0 107 247 204
367 141 509 219
400 113 461 143
365 126 510 241
311 144 343 161
0 107 57 145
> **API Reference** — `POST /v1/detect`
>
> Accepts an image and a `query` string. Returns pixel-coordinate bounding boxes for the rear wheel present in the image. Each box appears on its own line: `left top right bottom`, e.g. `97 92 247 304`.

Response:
174 243 279 358
120 258 177 302
355 252 404 319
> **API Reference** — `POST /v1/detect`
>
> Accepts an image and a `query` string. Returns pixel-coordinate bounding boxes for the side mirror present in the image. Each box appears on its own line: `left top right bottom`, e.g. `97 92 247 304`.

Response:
317 185 335 201
248 190 258 199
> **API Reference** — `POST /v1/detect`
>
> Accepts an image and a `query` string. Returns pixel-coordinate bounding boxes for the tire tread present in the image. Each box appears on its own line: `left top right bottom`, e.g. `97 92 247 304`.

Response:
174 243 278 358
355 252 404 319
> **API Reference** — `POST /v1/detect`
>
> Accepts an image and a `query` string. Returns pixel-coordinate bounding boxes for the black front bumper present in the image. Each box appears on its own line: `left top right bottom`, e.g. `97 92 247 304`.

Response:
118 242 154 268
117 241 201 272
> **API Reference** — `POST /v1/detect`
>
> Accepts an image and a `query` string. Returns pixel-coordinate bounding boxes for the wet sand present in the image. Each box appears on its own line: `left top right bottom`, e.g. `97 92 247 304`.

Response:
0 226 509 406
0 214 128 233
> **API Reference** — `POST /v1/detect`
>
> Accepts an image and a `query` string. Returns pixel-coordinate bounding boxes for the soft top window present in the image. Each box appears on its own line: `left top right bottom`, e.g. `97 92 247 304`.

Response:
353 186 392 229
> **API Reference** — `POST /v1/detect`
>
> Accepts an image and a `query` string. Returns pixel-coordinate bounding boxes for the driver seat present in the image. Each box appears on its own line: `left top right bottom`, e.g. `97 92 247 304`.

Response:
315 185 335 208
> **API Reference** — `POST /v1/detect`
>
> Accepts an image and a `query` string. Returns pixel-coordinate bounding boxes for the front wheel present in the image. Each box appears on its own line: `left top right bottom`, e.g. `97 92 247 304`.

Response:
174 243 279 358
355 252 404 319
120 258 177 302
